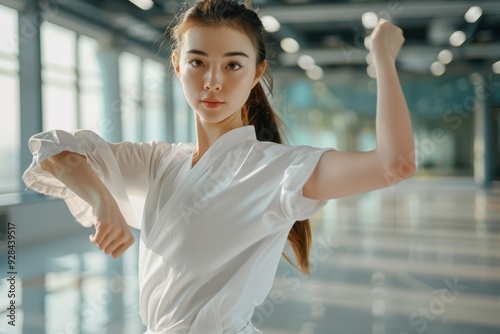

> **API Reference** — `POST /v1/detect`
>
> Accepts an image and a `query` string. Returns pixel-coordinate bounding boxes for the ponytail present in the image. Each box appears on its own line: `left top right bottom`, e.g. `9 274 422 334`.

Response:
243 81 314 276
243 83 281 143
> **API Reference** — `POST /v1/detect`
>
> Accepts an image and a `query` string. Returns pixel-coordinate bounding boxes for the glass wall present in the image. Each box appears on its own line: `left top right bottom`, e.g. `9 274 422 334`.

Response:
120 52 142 142
143 58 167 142
279 73 477 177
173 78 193 143
41 22 104 134
120 53 169 142
41 22 78 131
0 4 20 193
79 36 104 133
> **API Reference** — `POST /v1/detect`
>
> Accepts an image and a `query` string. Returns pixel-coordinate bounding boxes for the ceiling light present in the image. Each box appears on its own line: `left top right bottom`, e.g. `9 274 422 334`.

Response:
449 31 466 47
306 65 323 80
280 38 300 53
465 6 482 23
298 55 315 70
364 36 372 50
366 65 377 79
366 53 373 65
493 61 500 74
362 12 378 29
437 49 453 64
128 0 154 10
430 61 445 76
261 15 280 33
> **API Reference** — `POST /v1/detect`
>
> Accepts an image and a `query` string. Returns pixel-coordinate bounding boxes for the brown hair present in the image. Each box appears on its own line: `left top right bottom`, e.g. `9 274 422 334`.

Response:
169 0 313 275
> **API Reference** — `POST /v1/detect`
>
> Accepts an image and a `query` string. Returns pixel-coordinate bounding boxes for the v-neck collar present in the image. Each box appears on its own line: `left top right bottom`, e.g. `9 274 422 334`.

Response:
145 125 257 248
189 125 257 171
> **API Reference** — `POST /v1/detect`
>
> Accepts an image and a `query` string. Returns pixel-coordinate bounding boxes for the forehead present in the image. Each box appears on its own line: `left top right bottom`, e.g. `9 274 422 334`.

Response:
182 26 256 58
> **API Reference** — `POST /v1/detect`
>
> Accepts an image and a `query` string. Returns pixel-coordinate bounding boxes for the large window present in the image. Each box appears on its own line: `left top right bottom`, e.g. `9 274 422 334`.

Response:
41 22 103 133
120 52 142 142
0 4 20 193
41 22 77 131
120 52 168 142
173 79 194 143
143 58 167 142
79 36 104 133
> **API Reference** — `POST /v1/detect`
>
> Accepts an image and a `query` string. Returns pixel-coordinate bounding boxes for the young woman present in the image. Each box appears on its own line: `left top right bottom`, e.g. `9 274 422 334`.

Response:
22 0 415 333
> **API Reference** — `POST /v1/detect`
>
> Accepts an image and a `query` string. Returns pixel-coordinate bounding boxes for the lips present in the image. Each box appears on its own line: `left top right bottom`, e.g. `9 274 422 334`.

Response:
202 98 224 108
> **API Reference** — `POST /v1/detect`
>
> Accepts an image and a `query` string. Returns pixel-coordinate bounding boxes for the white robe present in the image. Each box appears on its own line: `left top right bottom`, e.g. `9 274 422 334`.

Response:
22 125 330 334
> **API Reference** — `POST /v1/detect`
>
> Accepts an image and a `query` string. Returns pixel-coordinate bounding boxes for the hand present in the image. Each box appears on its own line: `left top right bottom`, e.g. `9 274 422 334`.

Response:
89 197 134 258
369 19 405 64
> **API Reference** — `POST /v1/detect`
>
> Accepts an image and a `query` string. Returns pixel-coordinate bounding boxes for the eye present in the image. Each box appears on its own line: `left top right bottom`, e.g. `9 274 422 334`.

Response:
227 62 243 71
189 59 204 67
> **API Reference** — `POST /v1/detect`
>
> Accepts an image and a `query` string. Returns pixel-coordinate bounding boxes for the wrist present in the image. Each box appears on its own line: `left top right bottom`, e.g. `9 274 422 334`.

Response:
89 190 114 208
372 53 396 67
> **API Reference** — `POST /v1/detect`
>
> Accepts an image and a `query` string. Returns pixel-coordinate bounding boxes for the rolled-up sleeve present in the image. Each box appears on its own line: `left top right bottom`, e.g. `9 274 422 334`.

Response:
22 129 173 229
280 146 331 222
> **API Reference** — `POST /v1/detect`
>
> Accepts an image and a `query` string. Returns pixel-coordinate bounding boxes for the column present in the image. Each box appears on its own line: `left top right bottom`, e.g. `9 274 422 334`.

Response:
472 72 494 188
19 0 43 198
96 44 123 142
165 74 175 143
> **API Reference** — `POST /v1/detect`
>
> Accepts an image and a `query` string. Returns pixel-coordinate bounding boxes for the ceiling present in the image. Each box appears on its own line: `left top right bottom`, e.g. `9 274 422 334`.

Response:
48 0 500 77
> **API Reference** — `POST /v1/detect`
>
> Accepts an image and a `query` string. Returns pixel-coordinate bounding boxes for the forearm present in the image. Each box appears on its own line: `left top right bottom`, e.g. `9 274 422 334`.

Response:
40 151 113 207
36 146 133 258
374 57 415 171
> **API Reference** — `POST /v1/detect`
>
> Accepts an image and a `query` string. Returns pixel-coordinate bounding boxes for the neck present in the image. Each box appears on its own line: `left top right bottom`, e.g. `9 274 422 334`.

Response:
192 112 244 166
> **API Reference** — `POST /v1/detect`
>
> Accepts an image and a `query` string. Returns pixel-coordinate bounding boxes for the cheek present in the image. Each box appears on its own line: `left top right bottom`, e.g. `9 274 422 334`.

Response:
180 69 202 94
229 72 255 89
180 67 197 82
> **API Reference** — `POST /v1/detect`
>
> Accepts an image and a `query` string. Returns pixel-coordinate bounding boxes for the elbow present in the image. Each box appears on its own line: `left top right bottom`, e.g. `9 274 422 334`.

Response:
383 153 417 185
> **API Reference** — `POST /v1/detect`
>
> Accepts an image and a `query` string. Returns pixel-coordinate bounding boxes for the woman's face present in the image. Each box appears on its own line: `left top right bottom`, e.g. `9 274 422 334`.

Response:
173 26 265 125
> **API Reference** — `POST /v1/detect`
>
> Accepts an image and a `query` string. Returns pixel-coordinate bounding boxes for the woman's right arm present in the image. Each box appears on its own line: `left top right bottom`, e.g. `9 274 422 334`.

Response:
40 151 134 258
23 129 175 230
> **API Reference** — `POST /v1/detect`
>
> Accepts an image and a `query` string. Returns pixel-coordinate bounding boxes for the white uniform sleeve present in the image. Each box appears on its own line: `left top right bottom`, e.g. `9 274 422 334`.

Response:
21 129 173 229
280 146 331 221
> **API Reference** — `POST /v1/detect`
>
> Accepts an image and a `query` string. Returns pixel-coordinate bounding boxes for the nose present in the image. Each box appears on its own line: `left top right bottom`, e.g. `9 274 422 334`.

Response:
204 68 222 92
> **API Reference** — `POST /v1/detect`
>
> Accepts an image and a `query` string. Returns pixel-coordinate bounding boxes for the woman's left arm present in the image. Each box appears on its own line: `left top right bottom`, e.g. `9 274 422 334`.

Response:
303 19 416 200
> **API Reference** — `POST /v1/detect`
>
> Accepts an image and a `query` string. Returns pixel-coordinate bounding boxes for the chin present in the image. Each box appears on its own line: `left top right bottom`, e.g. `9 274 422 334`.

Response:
196 108 241 125
196 112 230 124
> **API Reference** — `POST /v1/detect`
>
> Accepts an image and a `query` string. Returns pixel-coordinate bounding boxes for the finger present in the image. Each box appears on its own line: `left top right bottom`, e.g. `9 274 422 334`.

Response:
98 229 121 251
95 222 127 246
103 240 120 255
93 223 111 245
110 239 132 258
104 234 134 257
103 229 132 254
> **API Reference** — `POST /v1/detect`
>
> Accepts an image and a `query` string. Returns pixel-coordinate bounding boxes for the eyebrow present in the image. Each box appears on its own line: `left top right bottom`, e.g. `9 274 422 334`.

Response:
186 49 249 58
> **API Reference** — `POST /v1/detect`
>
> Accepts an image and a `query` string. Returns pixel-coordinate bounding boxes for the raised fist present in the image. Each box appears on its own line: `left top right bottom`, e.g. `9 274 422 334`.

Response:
369 19 405 63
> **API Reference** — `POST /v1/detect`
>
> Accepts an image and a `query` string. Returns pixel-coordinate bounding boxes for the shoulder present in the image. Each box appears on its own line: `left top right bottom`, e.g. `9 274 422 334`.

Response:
172 141 195 156
251 140 323 157
244 141 326 169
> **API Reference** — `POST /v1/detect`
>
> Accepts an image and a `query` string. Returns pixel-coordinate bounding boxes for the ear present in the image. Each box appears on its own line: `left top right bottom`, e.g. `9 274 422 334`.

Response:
252 60 267 88
172 53 180 77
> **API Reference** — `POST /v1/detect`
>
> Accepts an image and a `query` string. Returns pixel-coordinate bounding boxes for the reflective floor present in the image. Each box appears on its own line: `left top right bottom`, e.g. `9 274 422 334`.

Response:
1 178 500 334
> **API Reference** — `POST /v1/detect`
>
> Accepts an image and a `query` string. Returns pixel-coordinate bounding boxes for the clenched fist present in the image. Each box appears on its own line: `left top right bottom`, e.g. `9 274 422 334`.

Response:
89 197 135 258
369 19 405 64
